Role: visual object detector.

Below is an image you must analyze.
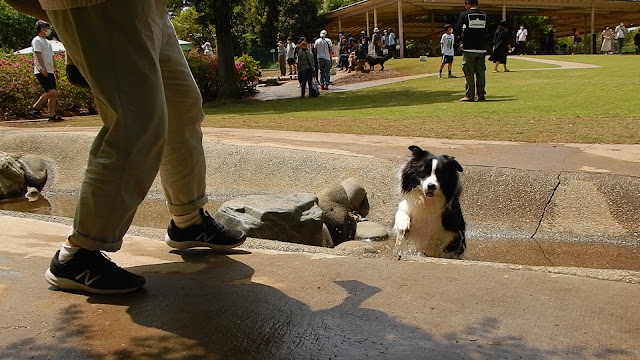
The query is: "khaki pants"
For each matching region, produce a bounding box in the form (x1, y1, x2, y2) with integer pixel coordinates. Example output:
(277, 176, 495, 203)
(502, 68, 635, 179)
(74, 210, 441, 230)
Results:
(462, 51, 486, 99)
(48, 0, 207, 251)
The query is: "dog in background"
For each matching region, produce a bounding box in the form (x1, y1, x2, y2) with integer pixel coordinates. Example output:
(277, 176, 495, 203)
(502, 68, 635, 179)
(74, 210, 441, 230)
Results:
(394, 146, 466, 258)
(365, 55, 390, 71)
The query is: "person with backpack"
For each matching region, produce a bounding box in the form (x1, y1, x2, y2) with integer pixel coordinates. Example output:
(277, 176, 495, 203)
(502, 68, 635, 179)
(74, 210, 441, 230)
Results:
(297, 41, 317, 98)
(455, 0, 489, 102)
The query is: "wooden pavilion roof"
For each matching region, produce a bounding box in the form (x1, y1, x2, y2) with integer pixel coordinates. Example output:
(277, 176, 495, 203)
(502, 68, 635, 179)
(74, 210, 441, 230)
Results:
(325, 0, 640, 40)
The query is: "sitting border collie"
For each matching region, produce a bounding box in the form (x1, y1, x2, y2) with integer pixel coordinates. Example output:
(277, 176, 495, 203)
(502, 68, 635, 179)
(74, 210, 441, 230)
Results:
(365, 55, 389, 71)
(394, 146, 466, 258)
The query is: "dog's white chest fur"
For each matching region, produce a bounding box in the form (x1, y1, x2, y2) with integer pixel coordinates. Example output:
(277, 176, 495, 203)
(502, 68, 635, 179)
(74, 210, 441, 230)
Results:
(394, 189, 457, 257)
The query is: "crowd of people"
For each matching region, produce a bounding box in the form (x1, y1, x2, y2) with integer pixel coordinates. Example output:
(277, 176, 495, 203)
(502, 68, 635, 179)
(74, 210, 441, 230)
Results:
(275, 27, 401, 97)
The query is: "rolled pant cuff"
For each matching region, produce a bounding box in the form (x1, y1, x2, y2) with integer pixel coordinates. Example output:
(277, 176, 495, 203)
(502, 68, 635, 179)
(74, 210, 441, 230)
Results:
(167, 195, 208, 215)
(69, 230, 122, 252)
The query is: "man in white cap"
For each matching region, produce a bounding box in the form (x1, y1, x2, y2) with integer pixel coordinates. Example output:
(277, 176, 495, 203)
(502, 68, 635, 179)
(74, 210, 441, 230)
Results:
(371, 27, 383, 56)
(314, 30, 333, 90)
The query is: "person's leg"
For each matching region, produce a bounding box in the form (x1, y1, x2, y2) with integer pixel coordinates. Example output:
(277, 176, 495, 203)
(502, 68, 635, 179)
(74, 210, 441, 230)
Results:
(461, 52, 475, 100)
(618, 38, 624, 54)
(300, 69, 308, 97)
(46, 89, 58, 116)
(49, 1, 170, 253)
(475, 53, 486, 100)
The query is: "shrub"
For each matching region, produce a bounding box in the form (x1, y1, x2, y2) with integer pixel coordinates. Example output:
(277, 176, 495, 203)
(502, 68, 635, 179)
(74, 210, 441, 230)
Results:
(185, 51, 261, 102)
(0, 52, 94, 120)
(1, 50, 262, 119)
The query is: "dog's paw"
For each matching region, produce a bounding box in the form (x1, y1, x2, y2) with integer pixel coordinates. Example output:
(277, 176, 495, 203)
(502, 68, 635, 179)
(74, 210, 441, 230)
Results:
(394, 213, 411, 235)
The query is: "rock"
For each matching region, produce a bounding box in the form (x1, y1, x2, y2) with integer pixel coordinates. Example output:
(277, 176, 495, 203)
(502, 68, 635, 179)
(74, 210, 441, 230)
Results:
(340, 177, 370, 217)
(355, 221, 389, 241)
(0, 152, 26, 198)
(317, 183, 356, 245)
(321, 224, 334, 248)
(334, 240, 378, 256)
(213, 193, 326, 246)
(17, 154, 47, 190)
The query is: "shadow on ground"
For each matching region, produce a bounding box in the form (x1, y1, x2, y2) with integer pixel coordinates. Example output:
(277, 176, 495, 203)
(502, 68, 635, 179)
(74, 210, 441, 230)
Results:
(0, 250, 626, 360)
(205, 88, 517, 116)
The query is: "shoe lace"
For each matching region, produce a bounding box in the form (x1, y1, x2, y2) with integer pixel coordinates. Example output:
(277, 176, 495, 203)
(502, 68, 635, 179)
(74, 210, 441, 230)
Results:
(85, 250, 121, 272)
(201, 210, 225, 233)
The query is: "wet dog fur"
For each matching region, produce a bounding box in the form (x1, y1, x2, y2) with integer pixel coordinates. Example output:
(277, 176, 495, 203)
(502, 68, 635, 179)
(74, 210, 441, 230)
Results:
(393, 146, 466, 258)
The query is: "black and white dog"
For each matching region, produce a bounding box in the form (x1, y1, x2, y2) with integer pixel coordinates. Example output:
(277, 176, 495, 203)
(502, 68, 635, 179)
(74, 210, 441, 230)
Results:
(394, 146, 466, 258)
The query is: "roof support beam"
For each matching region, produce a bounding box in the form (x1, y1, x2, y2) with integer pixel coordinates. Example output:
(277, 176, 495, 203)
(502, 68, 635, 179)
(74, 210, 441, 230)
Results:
(398, 0, 405, 58)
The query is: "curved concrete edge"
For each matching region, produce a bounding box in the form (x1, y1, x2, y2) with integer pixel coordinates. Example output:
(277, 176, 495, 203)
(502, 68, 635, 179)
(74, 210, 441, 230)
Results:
(0, 127, 638, 266)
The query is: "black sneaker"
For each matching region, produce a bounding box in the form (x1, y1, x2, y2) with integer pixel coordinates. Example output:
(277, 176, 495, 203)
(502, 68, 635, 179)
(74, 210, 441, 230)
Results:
(165, 209, 246, 250)
(45, 249, 145, 295)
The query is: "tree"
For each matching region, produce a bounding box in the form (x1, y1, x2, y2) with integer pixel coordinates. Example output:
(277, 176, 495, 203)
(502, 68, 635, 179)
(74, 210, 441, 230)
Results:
(0, 0, 36, 51)
(171, 7, 215, 45)
(323, 0, 359, 13)
(191, 0, 241, 100)
(279, 0, 325, 43)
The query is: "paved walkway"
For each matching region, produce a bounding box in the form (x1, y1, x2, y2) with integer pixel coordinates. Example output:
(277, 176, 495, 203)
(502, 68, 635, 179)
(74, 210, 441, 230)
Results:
(0, 215, 638, 359)
(254, 56, 600, 101)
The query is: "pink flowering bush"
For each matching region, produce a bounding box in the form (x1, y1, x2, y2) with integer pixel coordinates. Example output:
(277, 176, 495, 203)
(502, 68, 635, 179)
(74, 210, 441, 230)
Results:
(186, 51, 260, 102)
(0, 52, 94, 120)
(1, 50, 261, 119)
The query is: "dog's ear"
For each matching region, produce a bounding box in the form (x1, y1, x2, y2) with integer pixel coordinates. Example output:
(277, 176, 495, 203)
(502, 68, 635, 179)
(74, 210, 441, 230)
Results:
(444, 155, 463, 172)
(408, 145, 429, 158)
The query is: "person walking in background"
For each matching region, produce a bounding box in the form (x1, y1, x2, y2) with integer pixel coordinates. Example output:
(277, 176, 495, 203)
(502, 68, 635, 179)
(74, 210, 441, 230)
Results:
(572, 28, 581, 54)
(544, 30, 556, 55)
(489, 20, 511, 73)
(515, 24, 527, 55)
(311, 37, 320, 83)
(296, 40, 315, 98)
(438, 24, 456, 78)
(381, 29, 388, 54)
(614, 22, 627, 55)
(387, 28, 397, 58)
(8, 0, 248, 295)
(276, 41, 286, 76)
(314, 30, 333, 90)
(286, 37, 297, 75)
(30, 20, 63, 121)
(455, 0, 488, 102)
(601, 26, 613, 54)
(634, 31, 640, 54)
(372, 27, 383, 56)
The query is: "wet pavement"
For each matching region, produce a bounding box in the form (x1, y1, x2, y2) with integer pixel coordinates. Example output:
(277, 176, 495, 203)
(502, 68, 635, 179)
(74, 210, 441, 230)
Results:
(1, 126, 639, 359)
(1, 216, 639, 359)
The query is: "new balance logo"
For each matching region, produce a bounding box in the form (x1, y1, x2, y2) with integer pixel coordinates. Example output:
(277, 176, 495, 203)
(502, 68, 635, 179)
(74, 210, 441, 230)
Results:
(75, 269, 101, 286)
(195, 232, 216, 243)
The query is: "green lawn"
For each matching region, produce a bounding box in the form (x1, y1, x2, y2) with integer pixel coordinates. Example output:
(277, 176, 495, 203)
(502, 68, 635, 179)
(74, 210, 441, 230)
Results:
(36, 55, 640, 144)
(201, 55, 639, 144)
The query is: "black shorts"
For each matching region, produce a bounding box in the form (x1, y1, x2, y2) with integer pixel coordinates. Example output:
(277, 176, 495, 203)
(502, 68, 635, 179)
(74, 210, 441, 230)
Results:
(35, 73, 57, 91)
(287, 58, 295, 65)
(441, 55, 454, 64)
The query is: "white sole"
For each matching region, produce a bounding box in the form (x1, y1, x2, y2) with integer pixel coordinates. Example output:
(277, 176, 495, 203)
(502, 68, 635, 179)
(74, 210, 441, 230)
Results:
(164, 235, 246, 250)
(44, 268, 143, 295)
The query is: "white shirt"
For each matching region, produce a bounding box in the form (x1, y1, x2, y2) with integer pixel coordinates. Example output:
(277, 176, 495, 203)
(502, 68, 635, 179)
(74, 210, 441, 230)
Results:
(32, 36, 55, 75)
(615, 26, 626, 39)
(516, 28, 528, 42)
(285, 42, 296, 58)
(441, 33, 455, 56)
(314, 37, 332, 60)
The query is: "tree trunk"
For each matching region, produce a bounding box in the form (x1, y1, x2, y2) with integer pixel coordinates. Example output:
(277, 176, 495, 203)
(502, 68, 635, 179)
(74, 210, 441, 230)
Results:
(214, 1, 241, 100)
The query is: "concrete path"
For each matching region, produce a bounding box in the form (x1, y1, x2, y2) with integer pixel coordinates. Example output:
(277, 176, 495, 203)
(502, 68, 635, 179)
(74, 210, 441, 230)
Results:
(254, 56, 600, 101)
(1, 215, 639, 359)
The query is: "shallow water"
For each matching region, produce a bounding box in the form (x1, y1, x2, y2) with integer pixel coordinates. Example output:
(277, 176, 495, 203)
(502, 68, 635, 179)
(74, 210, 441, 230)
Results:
(2, 193, 638, 272)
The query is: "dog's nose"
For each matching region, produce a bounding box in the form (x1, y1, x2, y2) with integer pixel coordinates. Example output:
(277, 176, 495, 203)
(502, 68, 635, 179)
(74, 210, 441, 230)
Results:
(427, 183, 437, 191)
